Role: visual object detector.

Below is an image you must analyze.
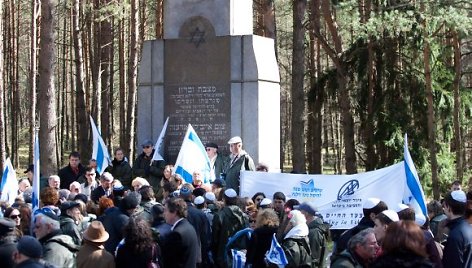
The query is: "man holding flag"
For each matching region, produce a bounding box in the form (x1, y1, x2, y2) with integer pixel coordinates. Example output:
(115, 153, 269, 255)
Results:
(132, 139, 166, 195)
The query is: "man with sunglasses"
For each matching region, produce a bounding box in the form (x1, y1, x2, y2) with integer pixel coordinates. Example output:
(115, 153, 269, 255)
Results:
(205, 142, 228, 182)
(132, 139, 166, 195)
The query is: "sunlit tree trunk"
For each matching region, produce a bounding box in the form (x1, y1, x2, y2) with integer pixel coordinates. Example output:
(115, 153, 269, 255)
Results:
(38, 0, 58, 176)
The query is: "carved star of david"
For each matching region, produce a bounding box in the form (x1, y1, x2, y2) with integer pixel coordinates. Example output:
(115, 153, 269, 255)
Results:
(189, 27, 205, 48)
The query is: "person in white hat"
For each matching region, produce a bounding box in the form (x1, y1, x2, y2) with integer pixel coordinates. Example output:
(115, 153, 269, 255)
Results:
(334, 197, 387, 256)
(211, 188, 248, 267)
(442, 190, 472, 267)
(373, 210, 399, 248)
(222, 136, 255, 194)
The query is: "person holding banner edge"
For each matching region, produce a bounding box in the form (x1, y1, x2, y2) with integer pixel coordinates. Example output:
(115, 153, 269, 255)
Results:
(132, 140, 166, 196)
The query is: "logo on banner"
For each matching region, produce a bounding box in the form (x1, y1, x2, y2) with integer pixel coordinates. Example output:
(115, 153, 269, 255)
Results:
(292, 179, 323, 198)
(337, 179, 359, 200)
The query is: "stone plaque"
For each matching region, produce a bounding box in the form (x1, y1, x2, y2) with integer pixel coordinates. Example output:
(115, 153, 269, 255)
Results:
(164, 36, 231, 162)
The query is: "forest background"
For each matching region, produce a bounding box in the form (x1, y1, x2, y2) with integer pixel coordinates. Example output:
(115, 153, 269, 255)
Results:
(0, 0, 471, 200)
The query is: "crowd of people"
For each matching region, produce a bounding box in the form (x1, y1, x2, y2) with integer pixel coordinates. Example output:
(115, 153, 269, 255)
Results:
(0, 136, 471, 268)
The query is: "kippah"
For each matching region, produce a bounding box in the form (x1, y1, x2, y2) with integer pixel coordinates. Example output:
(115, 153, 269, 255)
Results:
(451, 190, 467, 203)
(363, 197, 381, 209)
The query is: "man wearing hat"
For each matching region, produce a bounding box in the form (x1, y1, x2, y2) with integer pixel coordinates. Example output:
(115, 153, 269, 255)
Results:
(223, 136, 255, 195)
(0, 218, 18, 268)
(297, 202, 330, 268)
(334, 197, 387, 256)
(59, 201, 84, 246)
(211, 188, 248, 268)
(442, 190, 472, 267)
(76, 221, 114, 268)
(132, 139, 166, 196)
(12, 236, 44, 268)
(205, 142, 228, 182)
(34, 211, 78, 268)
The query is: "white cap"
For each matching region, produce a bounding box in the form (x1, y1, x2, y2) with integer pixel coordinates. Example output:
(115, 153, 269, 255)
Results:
(289, 210, 306, 226)
(380, 209, 399, 222)
(224, 188, 237, 198)
(451, 190, 467, 203)
(227, 136, 242, 144)
(363, 198, 381, 209)
(194, 196, 205, 205)
(394, 203, 409, 212)
(260, 198, 272, 207)
(415, 213, 426, 226)
(204, 192, 216, 202)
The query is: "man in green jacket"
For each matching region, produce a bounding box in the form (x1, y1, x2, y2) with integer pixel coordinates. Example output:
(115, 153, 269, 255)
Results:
(223, 136, 255, 195)
(331, 228, 379, 268)
(297, 202, 330, 268)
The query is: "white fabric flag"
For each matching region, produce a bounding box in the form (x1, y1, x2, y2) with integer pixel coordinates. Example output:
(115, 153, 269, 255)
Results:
(0, 158, 18, 205)
(90, 116, 111, 175)
(173, 124, 211, 183)
(151, 117, 169, 163)
(403, 134, 427, 217)
(32, 132, 40, 212)
(265, 233, 288, 267)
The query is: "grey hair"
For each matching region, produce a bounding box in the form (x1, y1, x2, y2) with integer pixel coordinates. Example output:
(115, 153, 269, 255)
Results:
(35, 214, 60, 230)
(348, 228, 375, 251)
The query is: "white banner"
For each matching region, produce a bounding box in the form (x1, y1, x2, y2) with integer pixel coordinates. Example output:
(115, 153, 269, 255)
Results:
(241, 162, 410, 229)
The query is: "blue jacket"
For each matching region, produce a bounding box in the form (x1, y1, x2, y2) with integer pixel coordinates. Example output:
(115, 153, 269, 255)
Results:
(442, 217, 472, 268)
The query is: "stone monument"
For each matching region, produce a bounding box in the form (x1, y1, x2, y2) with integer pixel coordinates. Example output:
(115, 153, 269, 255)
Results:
(137, 0, 280, 171)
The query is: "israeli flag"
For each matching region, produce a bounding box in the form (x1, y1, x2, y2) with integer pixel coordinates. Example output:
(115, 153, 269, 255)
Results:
(403, 134, 427, 217)
(0, 158, 18, 205)
(173, 124, 211, 183)
(90, 116, 111, 175)
(265, 234, 288, 267)
(231, 249, 246, 268)
(32, 132, 40, 212)
(151, 116, 169, 163)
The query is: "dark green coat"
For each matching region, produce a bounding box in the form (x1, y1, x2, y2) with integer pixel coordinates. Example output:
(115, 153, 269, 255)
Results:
(307, 217, 329, 268)
(60, 216, 85, 246)
(223, 151, 255, 194)
(132, 150, 166, 194)
(281, 236, 312, 268)
(106, 158, 132, 189)
(330, 249, 365, 268)
(211, 205, 248, 268)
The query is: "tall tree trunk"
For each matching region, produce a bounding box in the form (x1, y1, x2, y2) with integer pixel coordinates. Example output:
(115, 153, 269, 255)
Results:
(125, 0, 139, 159)
(0, 0, 5, 171)
(100, 0, 112, 145)
(291, 0, 307, 173)
(29, 0, 40, 164)
(315, 1, 357, 174)
(155, 0, 163, 39)
(119, 17, 126, 148)
(38, 0, 59, 176)
(307, 0, 322, 173)
(73, 0, 90, 162)
(452, 30, 463, 181)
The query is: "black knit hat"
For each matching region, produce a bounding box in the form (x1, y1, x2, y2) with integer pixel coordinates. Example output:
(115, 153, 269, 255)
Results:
(17, 236, 43, 259)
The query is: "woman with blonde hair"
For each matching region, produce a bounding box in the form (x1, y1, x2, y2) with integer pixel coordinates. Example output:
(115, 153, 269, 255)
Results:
(246, 208, 280, 267)
(131, 177, 150, 192)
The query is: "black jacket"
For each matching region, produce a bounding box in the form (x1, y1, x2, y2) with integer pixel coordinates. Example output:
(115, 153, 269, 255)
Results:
(58, 164, 86, 189)
(246, 225, 278, 267)
(132, 150, 166, 194)
(162, 218, 199, 268)
(106, 158, 132, 189)
(442, 216, 472, 268)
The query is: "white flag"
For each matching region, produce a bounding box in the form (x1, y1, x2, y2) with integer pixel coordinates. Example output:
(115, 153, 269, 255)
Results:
(173, 124, 211, 183)
(32, 132, 40, 212)
(0, 158, 18, 205)
(151, 117, 169, 163)
(90, 116, 111, 175)
(403, 134, 427, 217)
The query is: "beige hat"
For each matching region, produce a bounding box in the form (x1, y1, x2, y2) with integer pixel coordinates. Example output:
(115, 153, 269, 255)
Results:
(83, 221, 109, 243)
(227, 136, 242, 144)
